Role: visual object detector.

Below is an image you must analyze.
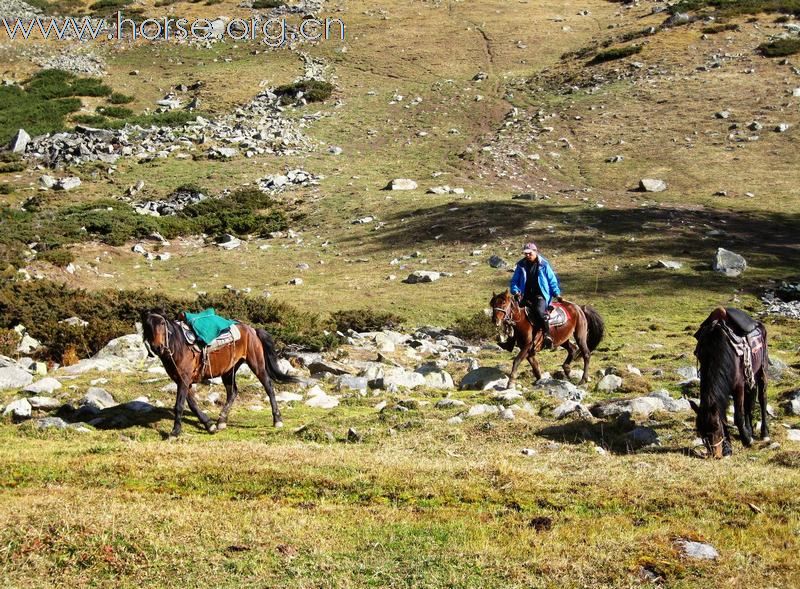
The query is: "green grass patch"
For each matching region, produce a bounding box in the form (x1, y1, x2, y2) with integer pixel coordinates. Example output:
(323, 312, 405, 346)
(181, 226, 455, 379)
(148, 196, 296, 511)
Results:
(757, 37, 800, 57)
(587, 45, 643, 65)
(450, 310, 497, 342)
(35, 247, 75, 268)
(331, 308, 404, 332)
(0, 183, 13, 195)
(72, 114, 110, 126)
(0, 153, 25, 174)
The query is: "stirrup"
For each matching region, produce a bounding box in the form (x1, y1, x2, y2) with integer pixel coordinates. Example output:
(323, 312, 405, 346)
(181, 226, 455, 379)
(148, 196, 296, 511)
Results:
(542, 335, 553, 350)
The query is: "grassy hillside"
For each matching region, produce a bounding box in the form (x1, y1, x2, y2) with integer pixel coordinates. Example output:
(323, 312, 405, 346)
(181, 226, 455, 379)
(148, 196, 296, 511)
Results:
(1, 0, 799, 586)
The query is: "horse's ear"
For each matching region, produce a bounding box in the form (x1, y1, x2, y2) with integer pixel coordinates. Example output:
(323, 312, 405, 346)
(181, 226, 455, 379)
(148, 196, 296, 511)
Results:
(689, 399, 700, 414)
(504, 288, 509, 295)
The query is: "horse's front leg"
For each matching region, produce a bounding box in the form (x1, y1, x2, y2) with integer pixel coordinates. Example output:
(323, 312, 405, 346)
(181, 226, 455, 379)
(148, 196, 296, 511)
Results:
(562, 341, 578, 380)
(733, 382, 753, 447)
(508, 342, 532, 388)
(171, 382, 189, 438)
(758, 373, 769, 441)
(526, 351, 542, 381)
(216, 370, 239, 431)
(577, 340, 591, 386)
(186, 387, 214, 433)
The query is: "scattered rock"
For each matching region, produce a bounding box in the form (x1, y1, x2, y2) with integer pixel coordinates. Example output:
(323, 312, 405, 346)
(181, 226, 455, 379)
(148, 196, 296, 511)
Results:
(639, 178, 667, 193)
(676, 539, 719, 560)
(712, 247, 746, 277)
(3, 398, 32, 420)
(384, 178, 418, 191)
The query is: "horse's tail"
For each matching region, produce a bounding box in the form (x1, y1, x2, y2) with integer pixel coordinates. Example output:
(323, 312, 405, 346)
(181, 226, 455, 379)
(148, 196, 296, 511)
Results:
(255, 328, 299, 384)
(581, 305, 605, 352)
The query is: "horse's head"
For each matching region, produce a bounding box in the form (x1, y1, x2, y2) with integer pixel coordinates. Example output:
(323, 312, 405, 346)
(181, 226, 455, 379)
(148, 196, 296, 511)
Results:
(690, 399, 727, 459)
(141, 310, 170, 357)
(489, 290, 513, 328)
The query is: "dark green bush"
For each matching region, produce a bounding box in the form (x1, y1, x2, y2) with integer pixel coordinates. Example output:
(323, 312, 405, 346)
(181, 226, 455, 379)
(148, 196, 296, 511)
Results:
(670, 0, 800, 17)
(253, 0, 285, 8)
(0, 328, 20, 357)
(450, 310, 497, 342)
(331, 309, 403, 333)
(757, 37, 800, 57)
(701, 23, 740, 33)
(179, 188, 287, 238)
(97, 106, 133, 118)
(0, 183, 12, 195)
(25, 69, 111, 100)
(588, 45, 642, 65)
(0, 281, 337, 361)
(274, 80, 334, 104)
(108, 93, 134, 104)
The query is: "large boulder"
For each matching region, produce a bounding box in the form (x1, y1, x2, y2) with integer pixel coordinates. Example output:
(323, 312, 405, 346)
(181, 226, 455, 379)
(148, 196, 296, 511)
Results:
(94, 334, 149, 363)
(3, 398, 32, 420)
(415, 364, 454, 389)
(532, 377, 587, 401)
(0, 366, 34, 390)
(459, 367, 507, 390)
(712, 248, 746, 277)
(24, 377, 62, 395)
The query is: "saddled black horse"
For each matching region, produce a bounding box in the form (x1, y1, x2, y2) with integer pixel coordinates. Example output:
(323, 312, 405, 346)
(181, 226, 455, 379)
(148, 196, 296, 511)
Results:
(690, 307, 769, 458)
(142, 310, 298, 437)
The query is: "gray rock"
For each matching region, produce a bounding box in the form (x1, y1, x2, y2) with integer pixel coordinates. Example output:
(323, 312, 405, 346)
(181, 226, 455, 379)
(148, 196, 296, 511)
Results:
(626, 426, 659, 446)
(80, 387, 117, 410)
(385, 178, 418, 191)
(8, 128, 30, 153)
(217, 234, 242, 250)
(499, 408, 515, 420)
(17, 334, 41, 354)
(347, 427, 362, 442)
(787, 429, 800, 442)
(308, 360, 355, 376)
(712, 248, 746, 277)
(27, 396, 62, 410)
(656, 260, 682, 269)
(35, 416, 69, 430)
(0, 366, 34, 390)
(593, 396, 664, 419)
(533, 377, 587, 401)
(676, 540, 719, 560)
(597, 374, 623, 392)
(3, 398, 32, 420)
(466, 404, 500, 417)
(488, 255, 509, 269)
(94, 333, 149, 363)
(122, 400, 154, 413)
(767, 356, 787, 381)
(785, 389, 800, 416)
(446, 416, 463, 425)
(380, 368, 426, 391)
(54, 176, 81, 191)
(305, 393, 339, 409)
(639, 178, 667, 192)
(404, 271, 443, 284)
(648, 390, 691, 412)
(276, 391, 303, 403)
(415, 365, 454, 389)
(335, 375, 369, 393)
(491, 389, 524, 404)
(436, 398, 466, 409)
(460, 367, 508, 390)
(676, 366, 698, 381)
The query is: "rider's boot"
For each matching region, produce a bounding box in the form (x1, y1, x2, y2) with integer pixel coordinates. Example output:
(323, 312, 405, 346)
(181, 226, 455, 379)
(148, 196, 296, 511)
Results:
(541, 317, 553, 350)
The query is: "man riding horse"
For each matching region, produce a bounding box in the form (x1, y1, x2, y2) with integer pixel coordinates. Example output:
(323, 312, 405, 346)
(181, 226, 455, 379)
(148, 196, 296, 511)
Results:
(507, 242, 562, 350)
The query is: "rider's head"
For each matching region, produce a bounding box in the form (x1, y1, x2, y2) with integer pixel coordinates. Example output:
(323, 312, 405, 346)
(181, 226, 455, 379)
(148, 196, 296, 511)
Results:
(522, 242, 538, 260)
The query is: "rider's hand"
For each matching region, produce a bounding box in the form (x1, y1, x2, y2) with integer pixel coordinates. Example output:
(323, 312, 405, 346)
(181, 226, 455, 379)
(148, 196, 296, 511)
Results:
(555, 295, 563, 303)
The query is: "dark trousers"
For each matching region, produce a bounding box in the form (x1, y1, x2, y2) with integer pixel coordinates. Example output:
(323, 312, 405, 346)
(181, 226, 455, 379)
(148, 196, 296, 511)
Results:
(522, 296, 549, 330)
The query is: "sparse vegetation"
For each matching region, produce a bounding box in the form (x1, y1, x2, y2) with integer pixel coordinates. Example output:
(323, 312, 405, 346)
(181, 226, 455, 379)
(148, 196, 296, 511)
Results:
(253, 0, 286, 8)
(669, 0, 800, 17)
(96, 105, 134, 119)
(701, 23, 740, 33)
(108, 92, 135, 105)
(757, 37, 800, 56)
(332, 308, 404, 332)
(0, 153, 25, 174)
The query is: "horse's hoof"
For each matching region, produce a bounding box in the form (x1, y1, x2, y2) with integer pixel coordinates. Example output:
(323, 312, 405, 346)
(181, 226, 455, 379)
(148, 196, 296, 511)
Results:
(761, 436, 771, 443)
(275, 420, 284, 428)
(167, 433, 180, 441)
(216, 422, 227, 431)
(207, 423, 218, 434)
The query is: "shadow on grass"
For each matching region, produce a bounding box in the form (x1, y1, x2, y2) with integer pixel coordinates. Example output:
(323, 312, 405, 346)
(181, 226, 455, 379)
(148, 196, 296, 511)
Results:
(536, 418, 693, 456)
(352, 201, 800, 289)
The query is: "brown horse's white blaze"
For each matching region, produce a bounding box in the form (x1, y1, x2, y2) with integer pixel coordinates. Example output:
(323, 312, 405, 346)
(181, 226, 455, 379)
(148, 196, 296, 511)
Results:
(489, 290, 604, 387)
(142, 311, 298, 438)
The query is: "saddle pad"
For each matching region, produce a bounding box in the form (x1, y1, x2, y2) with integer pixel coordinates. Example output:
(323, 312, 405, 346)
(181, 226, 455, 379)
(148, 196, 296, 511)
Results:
(207, 324, 241, 352)
(549, 304, 569, 327)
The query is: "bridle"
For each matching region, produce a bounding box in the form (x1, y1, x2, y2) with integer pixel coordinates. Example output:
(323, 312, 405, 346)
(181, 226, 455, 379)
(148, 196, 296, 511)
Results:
(145, 313, 191, 389)
(493, 298, 518, 326)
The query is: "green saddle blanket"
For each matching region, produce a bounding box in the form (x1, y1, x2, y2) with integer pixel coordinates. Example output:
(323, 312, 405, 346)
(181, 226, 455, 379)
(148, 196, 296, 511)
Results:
(184, 308, 237, 345)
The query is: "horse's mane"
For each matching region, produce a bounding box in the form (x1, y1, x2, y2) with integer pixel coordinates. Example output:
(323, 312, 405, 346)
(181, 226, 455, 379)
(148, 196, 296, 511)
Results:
(695, 321, 737, 415)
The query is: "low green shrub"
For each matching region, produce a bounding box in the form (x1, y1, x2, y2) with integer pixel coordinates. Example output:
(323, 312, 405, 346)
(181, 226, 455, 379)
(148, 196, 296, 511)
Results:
(253, 0, 285, 8)
(108, 93, 134, 104)
(0, 328, 20, 357)
(670, 0, 800, 17)
(587, 45, 642, 65)
(0, 183, 12, 195)
(36, 248, 74, 267)
(757, 37, 800, 57)
(701, 23, 740, 33)
(72, 114, 110, 126)
(450, 310, 497, 342)
(274, 80, 334, 104)
(97, 106, 134, 118)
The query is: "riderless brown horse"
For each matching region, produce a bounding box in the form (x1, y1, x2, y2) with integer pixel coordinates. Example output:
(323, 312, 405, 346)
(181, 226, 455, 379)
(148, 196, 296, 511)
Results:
(142, 310, 298, 437)
(690, 307, 769, 458)
(490, 290, 604, 387)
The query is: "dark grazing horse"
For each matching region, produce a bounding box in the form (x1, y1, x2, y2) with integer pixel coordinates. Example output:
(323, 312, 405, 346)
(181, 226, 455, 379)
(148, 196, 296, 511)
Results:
(489, 290, 605, 386)
(690, 307, 769, 458)
(142, 310, 298, 438)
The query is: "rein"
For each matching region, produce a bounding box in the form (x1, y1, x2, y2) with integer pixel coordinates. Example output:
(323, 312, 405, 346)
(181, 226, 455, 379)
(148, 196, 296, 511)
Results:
(494, 299, 522, 326)
(148, 314, 192, 390)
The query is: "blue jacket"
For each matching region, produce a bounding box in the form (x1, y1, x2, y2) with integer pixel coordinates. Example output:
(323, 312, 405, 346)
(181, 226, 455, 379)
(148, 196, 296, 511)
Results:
(509, 256, 561, 305)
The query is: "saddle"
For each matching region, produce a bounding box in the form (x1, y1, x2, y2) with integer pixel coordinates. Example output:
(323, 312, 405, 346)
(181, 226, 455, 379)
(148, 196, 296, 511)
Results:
(522, 302, 569, 327)
(724, 307, 758, 335)
(178, 311, 242, 378)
